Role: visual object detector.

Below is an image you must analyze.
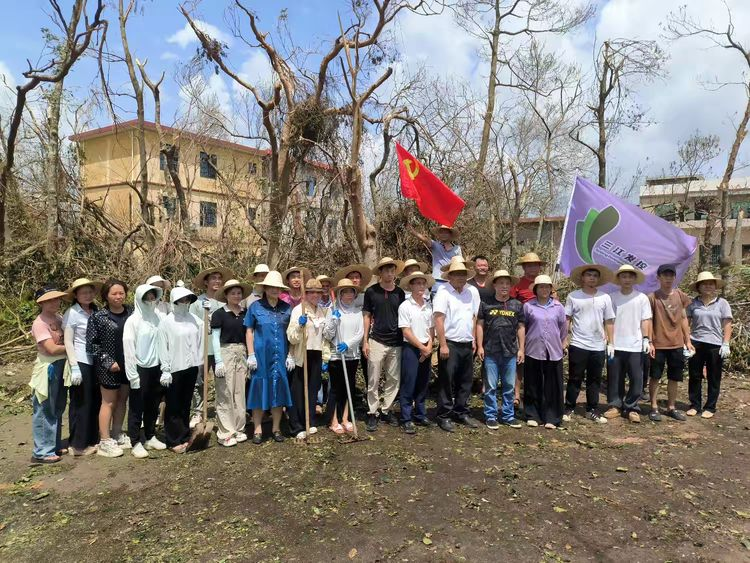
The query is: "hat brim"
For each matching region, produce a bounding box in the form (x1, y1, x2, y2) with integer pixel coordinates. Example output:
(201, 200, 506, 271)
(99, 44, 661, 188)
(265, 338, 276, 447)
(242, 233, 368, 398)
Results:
(36, 290, 69, 304)
(333, 264, 373, 285)
(399, 272, 436, 290)
(491, 274, 520, 285)
(65, 280, 103, 298)
(570, 264, 613, 287)
(192, 268, 236, 290)
(376, 260, 405, 276)
(693, 278, 725, 292)
(516, 257, 548, 266)
(334, 284, 360, 296)
(282, 267, 313, 283)
(403, 261, 429, 274)
(441, 260, 475, 273)
(441, 267, 475, 280)
(614, 269, 646, 286)
(431, 225, 459, 238)
(528, 282, 556, 294)
(220, 282, 253, 300)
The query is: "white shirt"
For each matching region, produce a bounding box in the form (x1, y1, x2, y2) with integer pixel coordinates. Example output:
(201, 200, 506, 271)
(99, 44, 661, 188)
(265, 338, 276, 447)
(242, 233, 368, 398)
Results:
(157, 311, 204, 374)
(564, 289, 616, 351)
(432, 283, 480, 343)
(323, 303, 364, 360)
(62, 304, 94, 365)
(611, 290, 652, 352)
(398, 296, 434, 344)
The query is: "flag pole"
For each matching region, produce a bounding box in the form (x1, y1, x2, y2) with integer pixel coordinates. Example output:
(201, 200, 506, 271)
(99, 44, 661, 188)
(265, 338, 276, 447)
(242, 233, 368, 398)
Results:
(552, 173, 579, 285)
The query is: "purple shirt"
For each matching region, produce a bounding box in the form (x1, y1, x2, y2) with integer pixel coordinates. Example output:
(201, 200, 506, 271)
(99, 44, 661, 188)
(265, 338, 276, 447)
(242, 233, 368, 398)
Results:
(523, 298, 568, 361)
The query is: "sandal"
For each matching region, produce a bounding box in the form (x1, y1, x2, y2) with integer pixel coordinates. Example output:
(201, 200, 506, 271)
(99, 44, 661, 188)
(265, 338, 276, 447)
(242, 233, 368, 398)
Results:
(342, 421, 354, 432)
(330, 424, 345, 435)
(56, 448, 69, 456)
(30, 455, 61, 464)
(171, 443, 188, 454)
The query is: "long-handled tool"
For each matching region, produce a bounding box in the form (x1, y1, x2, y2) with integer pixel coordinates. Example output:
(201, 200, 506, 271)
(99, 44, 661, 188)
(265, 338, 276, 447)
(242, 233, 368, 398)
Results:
(299, 276, 322, 445)
(188, 303, 214, 451)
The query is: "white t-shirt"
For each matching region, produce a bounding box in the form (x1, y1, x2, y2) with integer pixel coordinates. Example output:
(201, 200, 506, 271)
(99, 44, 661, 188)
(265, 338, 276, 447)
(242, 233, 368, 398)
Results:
(610, 290, 652, 352)
(62, 304, 93, 365)
(432, 283, 480, 343)
(398, 296, 434, 344)
(564, 289, 615, 352)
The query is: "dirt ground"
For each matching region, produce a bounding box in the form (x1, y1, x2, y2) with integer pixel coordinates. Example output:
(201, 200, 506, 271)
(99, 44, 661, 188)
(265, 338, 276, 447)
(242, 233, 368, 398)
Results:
(0, 361, 749, 562)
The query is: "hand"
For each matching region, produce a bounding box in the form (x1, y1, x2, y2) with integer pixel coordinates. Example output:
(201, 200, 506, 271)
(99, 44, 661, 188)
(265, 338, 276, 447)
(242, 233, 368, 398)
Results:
(649, 343, 656, 359)
(606, 344, 615, 360)
(517, 350, 525, 364)
(642, 338, 650, 354)
(70, 364, 83, 386)
(683, 346, 695, 359)
(322, 362, 329, 373)
(421, 344, 432, 357)
(331, 309, 341, 319)
(477, 346, 485, 361)
(246, 353, 258, 372)
(160, 372, 172, 387)
(439, 344, 450, 360)
(362, 341, 369, 359)
(298, 315, 308, 326)
(130, 378, 140, 390)
(336, 342, 349, 354)
(285, 355, 296, 371)
(719, 342, 730, 359)
(215, 362, 225, 378)
(201, 299, 211, 310)
(110, 362, 121, 373)
(687, 341, 695, 354)
(472, 341, 477, 355)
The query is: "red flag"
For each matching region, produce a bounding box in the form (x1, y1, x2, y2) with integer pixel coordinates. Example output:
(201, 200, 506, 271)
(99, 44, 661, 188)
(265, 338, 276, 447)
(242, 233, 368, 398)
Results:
(395, 143, 465, 227)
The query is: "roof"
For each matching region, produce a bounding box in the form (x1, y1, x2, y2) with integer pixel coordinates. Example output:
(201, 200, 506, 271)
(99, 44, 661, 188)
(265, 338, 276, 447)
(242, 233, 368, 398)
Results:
(640, 176, 750, 198)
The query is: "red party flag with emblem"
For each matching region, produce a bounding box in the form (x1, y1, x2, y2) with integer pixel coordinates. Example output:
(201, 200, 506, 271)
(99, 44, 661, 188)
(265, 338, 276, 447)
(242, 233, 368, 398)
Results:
(396, 143, 465, 227)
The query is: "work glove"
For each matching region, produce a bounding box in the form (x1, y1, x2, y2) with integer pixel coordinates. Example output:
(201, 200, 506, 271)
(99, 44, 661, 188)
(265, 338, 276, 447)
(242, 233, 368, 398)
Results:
(246, 353, 258, 372)
(719, 342, 731, 359)
(130, 378, 140, 390)
(160, 372, 172, 387)
(215, 362, 225, 378)
(322, 362, 329, 373)
(336, 342, 349, 354)
(606, 344, 615, 360)
(70, 364, 83, 386)
(285, 355, 296, 371)
(642, 338, 650, 354)
(331, 309, 341, 319)
(298, 315, 308, 326)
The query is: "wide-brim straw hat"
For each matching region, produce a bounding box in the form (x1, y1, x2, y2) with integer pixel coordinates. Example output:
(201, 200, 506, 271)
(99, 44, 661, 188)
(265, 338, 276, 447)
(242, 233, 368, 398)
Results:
(252, 263, 270, 276)
(333, 278, 361, 296)
(145, 275, 171, 289)
(36, 287, 69, 304)
(304, 278, 324, 293)
(192, 267, 236, 290)
(399, 271, 435, 291)
(315, 274, 334, 285)
(258, 271, 289, 291)
(170, 286, 198, 305)
(570, 264, 613, 287)
(440, 256, 475, 273)
(443, 261, 474, 278)
(693, 271, 725, 292)
(529, 274, 555, 294)
(65, 277, 103, 297)
(516, 252, 547, 266)
(613, 265, 646, 286)
(219, 279, 253, 300)
(375, 257, 405, 275)
(491, 269, 520, 285)
(431, 224, 459, 238)
(333, 264, 373, 285)
(282, 266, 312, 283)
(403, 258, 429, 273)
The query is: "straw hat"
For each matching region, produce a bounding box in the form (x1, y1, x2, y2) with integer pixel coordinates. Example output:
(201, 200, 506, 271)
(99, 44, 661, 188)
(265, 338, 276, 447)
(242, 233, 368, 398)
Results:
(35, 286, 68, 304)
(693, 271, 724, 292)
(440, 255, 475, 273)
(403, 258, 429, 273)
(570, 264, 613, 287)
(613, 264, 645, 286)
(516, 252, 547, 266)
(219, 279, 252, 300)
(491, 269, 520, 285)
(443, 260, 474, 277)
(145, 275, 171, 289)
(528, 274, 555, 294)
(304, 278, 324, 293)
(65, 277, 102, 297)
(333, 278, 360, 296)
(257, 271, 289, 291)
(282, 266, 312, 283)
(170, 286, 197, 305)
(333, 264, 372, 285)
(431, 224, 459, 238)
(252, 263, 270, 276)
(315, 274, 334, 285)
(399, 271, 435, 291)
(192, 267, 236, 290)
(375, 257, 405, 275)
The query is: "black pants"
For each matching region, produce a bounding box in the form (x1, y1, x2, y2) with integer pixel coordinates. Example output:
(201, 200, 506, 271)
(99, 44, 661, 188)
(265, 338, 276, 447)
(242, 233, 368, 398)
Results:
(68, 362, 101, 450)
(688, 341, 723, 412)
(524, 356, 563, 426)
(327, 358, 358, 424)
(128, 365, 164, 445)
(164, 367, 198, 447)
(607, 351, 643, 413)
(437, 341, 474, 420)
(565, 345, 605, 412)
(649, 347, 685, 382)
(288, 350, 322, 435)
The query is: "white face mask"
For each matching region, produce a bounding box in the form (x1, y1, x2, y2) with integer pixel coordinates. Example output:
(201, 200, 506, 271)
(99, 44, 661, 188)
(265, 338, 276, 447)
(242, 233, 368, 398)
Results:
(142, 300, 157, 312)
(174, 302, 190, 316)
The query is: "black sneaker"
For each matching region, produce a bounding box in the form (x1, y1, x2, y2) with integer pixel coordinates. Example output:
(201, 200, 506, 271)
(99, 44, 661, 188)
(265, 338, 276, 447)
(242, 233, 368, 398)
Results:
(381, 412, 399, 427)
(366, 414, 378, 432)
(272, 431, 284, 443)
(438, 418, 455, 433)
(666, 409, 687, 421)
(413, 418, 434, 427)
(502, 419, 523, 429)
(486, 418, 500, 430)
(649, 410, 662, 422)
(403, 421, 416, 435)
(252, 434, 263, 445)
(455, 415, 479, 429)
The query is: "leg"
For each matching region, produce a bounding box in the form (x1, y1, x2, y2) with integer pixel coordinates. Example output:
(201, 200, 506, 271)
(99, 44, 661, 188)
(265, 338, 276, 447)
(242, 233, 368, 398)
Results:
(543, 360, 565, 426)
(99, 386, 118, 441)
(565, 346, 587, 412)
(623, 352, 643, 413)
(68, 376, 85, 450)
(127, 385, 144, 445)
(342, 359, 359, 424)
(452, 344, 474, 418)
(287, 367, 305, 435)
(413, 356, 431, 422)
(585, 350, 605, 413)
(399, 344, 419, 424)
(326, 361, 344, 426)
(687, 343, 705, 411)
(252, 408, 264, 437)
(163, 374, 182, 447)
(80, 364, 101, 447)
(229, 347, 247, 434)
(704, 344, 722, 412)
(366, 340, 385, 415)
(112, 384, 129, 438)
(436, 350, 455, 420)
(180, 368, 199, 443)
(306, 351, 323, 428)
(141, 366, 163, 441)
(665, 348, 685, 412)
(523, 357, 543, 424)
(482, 355, 500, 422)
(499, 355, 517, 423)
(381, 345, 402, 414)
(214, 348, 235, 440)
(649, 349, 667, 411)
(271, 406, 283, 433)
(607, 352, 625, 409)
(515, 362, 524, 405)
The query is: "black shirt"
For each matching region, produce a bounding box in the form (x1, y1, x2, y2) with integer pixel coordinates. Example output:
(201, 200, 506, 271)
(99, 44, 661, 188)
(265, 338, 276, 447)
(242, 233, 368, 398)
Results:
(211, 306, 247, 345)
(108, 308, 130, 369)
(363, 283, 406, 347)
(478, 296, 525, 357)
(468, 278, 495, 304)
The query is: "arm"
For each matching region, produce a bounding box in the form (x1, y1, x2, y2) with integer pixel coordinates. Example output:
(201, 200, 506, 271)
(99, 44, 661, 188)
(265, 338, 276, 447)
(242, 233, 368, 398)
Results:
(39, 338, 66, 356)
(323, 313, 339, 342)
(348, 317, 364, 351)
(604, 320, 614, 344)
(63, 325, 78, 367)
(212, 328, 223, 365)
(362, 312, 372, 358)
(157, 323, 171, 375)
(434, 313, 449, 359)
(245, 327, 255, 356)
(722, 319, 733, 343)
(517, 323, 525, 363)
(681, 315, 693, 351)
(122, 317, 139, 387)
(86, 314, 114, 371)
(476, 319, 485, 361)
(407, 224, 431, 250)
(286, 306, 303, 345)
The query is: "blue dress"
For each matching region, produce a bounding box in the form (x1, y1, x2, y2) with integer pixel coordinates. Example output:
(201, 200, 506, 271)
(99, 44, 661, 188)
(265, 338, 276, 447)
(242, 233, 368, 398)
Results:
(245, 298, 293, 410)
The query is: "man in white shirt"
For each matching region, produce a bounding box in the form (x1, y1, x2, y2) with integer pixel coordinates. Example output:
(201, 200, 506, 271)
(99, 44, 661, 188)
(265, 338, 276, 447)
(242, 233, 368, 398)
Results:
(604, 265, 652, 423)
(563, 264, 615, 424)
(433, 260, 480, 432)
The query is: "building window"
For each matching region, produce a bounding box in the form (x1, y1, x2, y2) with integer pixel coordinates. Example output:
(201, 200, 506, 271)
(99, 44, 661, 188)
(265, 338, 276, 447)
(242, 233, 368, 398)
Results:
(730, 201, 750, 219)
(306, 178, 316, 197)
(655, 203, 676, 222)
(200, 201, 217, 227)
(247, 205, 257, 222)
(200, 152, 218, 179)
(159, 145, 179, 173)
(162, 196, 176, 220)
(248, 161, 258, 175)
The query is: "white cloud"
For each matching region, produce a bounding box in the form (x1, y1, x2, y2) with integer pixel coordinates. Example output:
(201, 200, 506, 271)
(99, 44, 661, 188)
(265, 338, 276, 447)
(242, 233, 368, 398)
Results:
(231, 51, 274, 95)
(0, 60, 17, 115)
(167, 20, 232, 49)
(179, 72, 232, 119)
(160, 51, 179, 61)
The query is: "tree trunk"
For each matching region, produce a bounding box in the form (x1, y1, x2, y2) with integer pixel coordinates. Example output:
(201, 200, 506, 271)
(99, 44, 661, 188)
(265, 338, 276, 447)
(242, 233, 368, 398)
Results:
(731, 208, 744, 266)
(348, 95, 378, 267)
(476, 0, 501, 188)
(264, 134, 294, 269)
(44, 78, 65, 255)
(596, 45, 610, 190)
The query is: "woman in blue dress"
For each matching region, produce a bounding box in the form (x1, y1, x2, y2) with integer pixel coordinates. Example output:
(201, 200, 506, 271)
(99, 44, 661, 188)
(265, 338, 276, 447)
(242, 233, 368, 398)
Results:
(244, 270, 295, 443)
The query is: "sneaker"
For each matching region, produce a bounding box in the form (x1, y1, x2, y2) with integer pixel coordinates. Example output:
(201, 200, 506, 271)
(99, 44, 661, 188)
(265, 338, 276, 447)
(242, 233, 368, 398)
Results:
(308, 426, 318, 435)
(686, 408, 698, 416)
(628, 411, 641, 424)
(486, 419, 500, 430)
(72, 445, 98, 456)
(272, 431, 285, 443)
(603, 407, 620, 419)
(295, 431, 307, 440)
(455, 415, 479, 429)
(587, 411, 607, 424)
(544, 423, 556, 429)
(366, 414, 378, 432)
(649, 410, 662, 422)
(144, 436, 167, 451)
(234, 432, 248, 443)
(701, 410, 714, 419)
(438, 418, 455, 433)
(414, 418, 434, 427)
(97, 438, 123, 458)
(116, 434, 132, 449)
(666, 409, 686, 421)
(218, 435, 238, 447)
(502, 419, 523, 429)
(252, 434, 263, 445)
(131, 443, 149, 459)
(562, 409, 573, 422)
(403, 421, 417, 435)
(527, 419, 539, 427)
(189, 414, 202, 429)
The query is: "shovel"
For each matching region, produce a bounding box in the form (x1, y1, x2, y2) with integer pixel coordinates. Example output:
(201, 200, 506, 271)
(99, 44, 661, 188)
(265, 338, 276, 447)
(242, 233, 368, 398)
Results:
(188, 304, 214, 451)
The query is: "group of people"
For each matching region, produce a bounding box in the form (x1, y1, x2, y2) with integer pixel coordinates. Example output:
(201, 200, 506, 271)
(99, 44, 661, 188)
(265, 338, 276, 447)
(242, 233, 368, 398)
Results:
(28, 224, 734, 464)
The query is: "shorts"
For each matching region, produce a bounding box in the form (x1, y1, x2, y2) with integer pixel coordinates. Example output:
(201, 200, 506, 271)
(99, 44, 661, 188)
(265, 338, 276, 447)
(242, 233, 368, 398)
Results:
(649, 348, 685, 383)
(98, 366, 129, 390)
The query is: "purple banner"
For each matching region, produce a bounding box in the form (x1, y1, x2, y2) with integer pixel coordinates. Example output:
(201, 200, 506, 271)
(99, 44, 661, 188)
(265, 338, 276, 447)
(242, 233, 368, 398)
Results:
(559, 176, 698, 293)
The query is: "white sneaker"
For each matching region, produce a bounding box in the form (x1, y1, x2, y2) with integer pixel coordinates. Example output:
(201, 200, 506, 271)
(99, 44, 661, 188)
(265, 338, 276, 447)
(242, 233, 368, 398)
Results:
(587, 412, 608, 424)
(308, 426, 318, 435)
(144, 436, 167, 451)
(526, 419, 539, 427)
(218, 435, 238, 447)
(189, 414, 202, 429)
(562, 410, 573, 422)
(234, 432, 248, 443)
(116, 434, 132, 449)
(131, 443, 149, 459)
(295, 431, 307, 440)
(97, 438, 124, 458)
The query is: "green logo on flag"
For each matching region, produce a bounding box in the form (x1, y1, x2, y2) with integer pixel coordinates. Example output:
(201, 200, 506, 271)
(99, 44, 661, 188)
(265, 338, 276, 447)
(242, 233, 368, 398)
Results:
(575, 205, 620, 263)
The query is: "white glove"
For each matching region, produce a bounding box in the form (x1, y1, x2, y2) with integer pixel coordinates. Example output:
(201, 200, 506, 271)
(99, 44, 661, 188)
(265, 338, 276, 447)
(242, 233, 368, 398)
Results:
(606, 344, 615, 360)
(683, 347, 695, 359)
(246, 353, 258, 372)
(130, 378, 140, 390)
(719, 342, 730, 359)
(160, 372, 172, 387)
(285, 355, 296, 371)
(70, 364, 83, 386)
(214, 362, 225, 378)
(642, 338, 650, 354)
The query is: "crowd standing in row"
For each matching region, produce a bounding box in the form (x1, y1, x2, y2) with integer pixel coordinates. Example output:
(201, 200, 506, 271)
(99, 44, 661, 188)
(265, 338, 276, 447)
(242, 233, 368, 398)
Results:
(27, 225, 734, 463)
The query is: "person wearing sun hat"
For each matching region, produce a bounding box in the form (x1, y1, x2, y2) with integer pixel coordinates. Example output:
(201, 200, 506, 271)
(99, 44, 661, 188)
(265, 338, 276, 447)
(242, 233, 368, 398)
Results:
(408, 223, 463, 294)
(29, 286, 69, 464)
(211, 279, 252, 446)
(362, 257, 407, 432)
(686, 271, 733, 419)
(401, 259, 429, 300)
(62, 278, 101, 456)
(563, 264, 615, 425)
(241, 264, 270, 309)
(603, 265, 652, 424)
(145, 275, 172, 315)
(280, 266, 313, 308)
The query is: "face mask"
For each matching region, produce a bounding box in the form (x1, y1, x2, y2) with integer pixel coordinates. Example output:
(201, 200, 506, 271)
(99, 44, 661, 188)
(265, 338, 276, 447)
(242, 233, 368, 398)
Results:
(142, 300, 157, 312)
(174, 303, 190, 316)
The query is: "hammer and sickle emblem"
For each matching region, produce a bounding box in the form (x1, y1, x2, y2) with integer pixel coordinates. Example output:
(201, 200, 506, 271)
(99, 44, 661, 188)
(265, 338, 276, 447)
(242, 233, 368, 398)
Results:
(403, 159, 420, 180)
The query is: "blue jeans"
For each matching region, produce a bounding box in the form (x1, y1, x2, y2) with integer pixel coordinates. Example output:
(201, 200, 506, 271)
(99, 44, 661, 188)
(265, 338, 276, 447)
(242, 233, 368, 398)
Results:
(32, 359, 66, 458)
(400, 343, 431, 423)
(483, 354, 517, 422)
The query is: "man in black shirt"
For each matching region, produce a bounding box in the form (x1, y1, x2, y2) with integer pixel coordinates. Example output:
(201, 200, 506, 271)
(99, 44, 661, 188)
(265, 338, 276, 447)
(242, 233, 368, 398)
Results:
(363, 257, 406, 431)
(467, 255, 494, 304)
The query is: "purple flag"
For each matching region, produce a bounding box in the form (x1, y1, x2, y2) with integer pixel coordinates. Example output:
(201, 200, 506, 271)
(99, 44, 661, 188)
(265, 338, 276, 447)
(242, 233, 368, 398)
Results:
(559, 176, 697, 293)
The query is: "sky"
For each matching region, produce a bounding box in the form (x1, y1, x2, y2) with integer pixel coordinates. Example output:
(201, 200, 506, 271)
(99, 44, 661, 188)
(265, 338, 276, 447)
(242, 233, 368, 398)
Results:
(0, 0, 749, 196)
